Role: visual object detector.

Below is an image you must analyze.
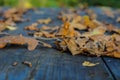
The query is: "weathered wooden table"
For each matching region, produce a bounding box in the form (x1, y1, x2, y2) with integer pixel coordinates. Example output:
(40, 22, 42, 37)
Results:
(0, 7, 120, 80)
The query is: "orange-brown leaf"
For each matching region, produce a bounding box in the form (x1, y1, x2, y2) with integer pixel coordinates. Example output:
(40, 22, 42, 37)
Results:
(56, 22, 75, 37)
(0, 35, 38, 51)
(37, 18, 51, 24)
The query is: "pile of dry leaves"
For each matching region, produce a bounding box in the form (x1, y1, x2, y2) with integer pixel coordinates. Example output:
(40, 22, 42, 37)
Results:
(0, 8, 120, 58)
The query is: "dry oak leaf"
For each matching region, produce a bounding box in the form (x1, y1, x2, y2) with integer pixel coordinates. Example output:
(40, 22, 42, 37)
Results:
(34, 32, 43, 37)
(82, 16, 97, 29)
(90, 34, 110, 41)
(104, 51, 120, 58)
(75, 37, 89, 48)
(34, 31, 55, 38)
(72, 15, 82, 23)
(65, 38, 81, 55)
(40, 25, 59, 31)
(55, 40, 67, 51)
(105, 41, 117, 52)
(3, 8, 27, 22)
(0, 20, 17, 32)
(0, 35, 38, 51)
(37, 18, 51, 24)
(24, 23, 38, 31)
(71, 23, 87, 30)
(4, 19, 16, 27)
(3, 8, 17, 18)
(74, 31, 81, 37)
(40, 25, 51, 30)
(56, 22, 75, 37)
(82, 26, 106, 37)
(42, 31, 55, 38)
(111, 34, 120, 41)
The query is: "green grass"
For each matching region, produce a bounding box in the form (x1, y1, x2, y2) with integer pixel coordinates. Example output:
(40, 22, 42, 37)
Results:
(0, 0, 120, 8)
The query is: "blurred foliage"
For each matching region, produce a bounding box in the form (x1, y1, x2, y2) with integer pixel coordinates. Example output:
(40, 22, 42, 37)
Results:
(0, 0, 120, 8)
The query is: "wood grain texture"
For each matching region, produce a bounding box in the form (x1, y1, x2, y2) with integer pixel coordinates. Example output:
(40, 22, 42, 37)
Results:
(103, 57, 120, 80)
(0, 7, 119, 80)
(0, 48, 114, 80)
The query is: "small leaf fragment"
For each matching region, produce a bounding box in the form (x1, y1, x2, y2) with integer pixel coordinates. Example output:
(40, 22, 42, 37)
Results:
(6, 26, 17, 30)
(22, 61, 32, 67)
(82, 61, 99, 67)
(37, 18, 51, 24)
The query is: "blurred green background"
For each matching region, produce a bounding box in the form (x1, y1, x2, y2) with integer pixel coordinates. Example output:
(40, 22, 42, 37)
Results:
(0, 0, 120, 8)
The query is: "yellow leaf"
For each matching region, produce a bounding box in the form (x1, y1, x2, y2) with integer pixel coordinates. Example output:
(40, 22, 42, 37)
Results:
(6, 26, 17, 31)
(82, 61, 99, 67)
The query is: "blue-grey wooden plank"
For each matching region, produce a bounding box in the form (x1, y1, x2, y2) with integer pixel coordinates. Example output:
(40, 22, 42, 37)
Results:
(103, 57, 120, 80)
(0, 8, 117, 80)
(0, 48, 114, 80)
